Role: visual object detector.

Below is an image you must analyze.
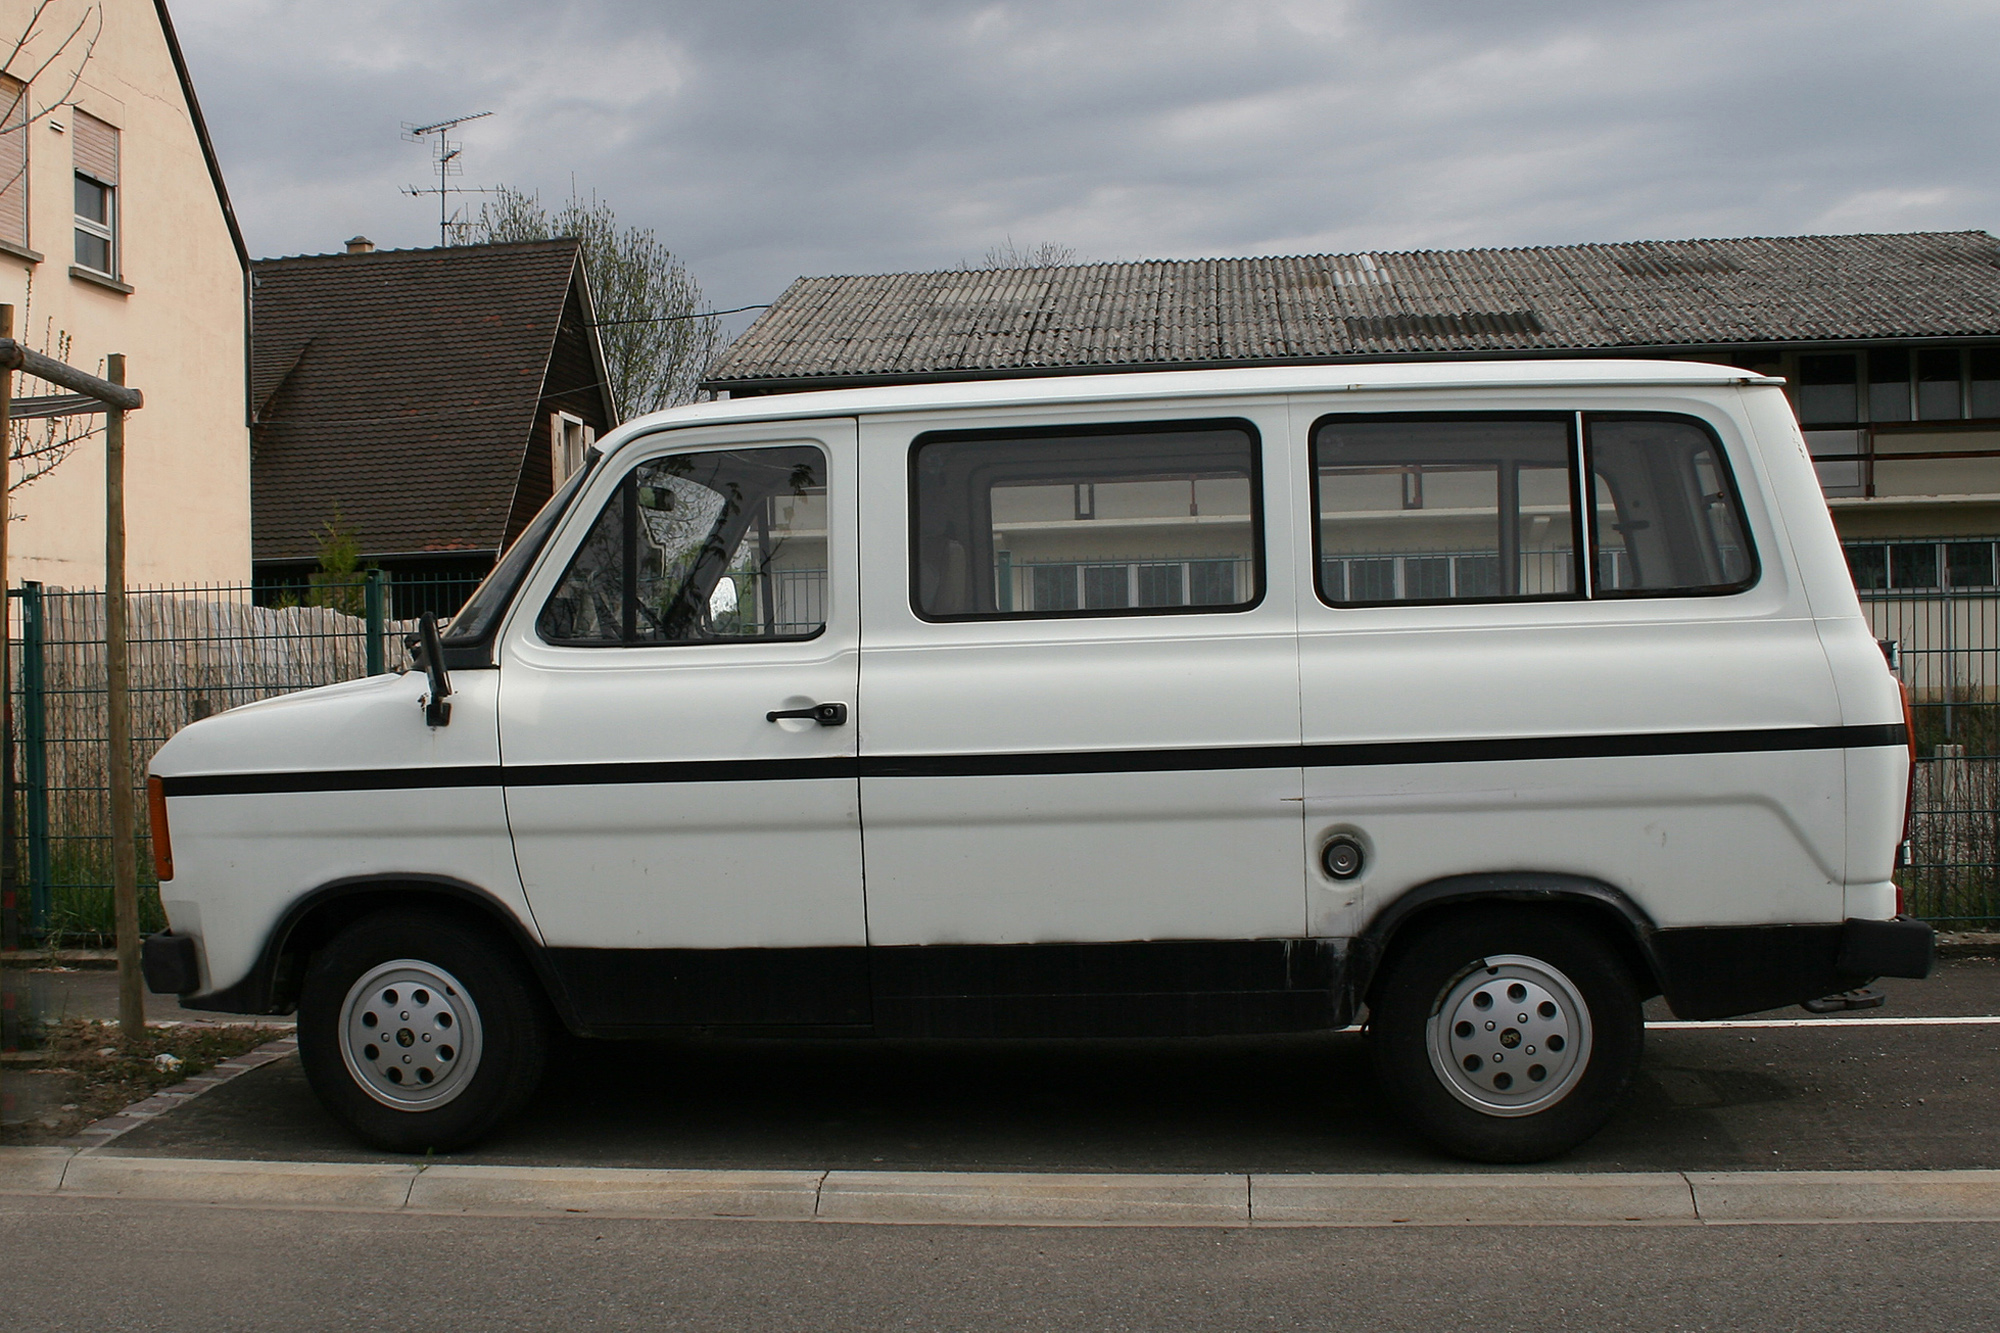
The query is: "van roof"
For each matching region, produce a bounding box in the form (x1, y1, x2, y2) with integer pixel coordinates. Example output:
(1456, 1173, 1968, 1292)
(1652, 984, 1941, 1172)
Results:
(604, 358, 1784, 454)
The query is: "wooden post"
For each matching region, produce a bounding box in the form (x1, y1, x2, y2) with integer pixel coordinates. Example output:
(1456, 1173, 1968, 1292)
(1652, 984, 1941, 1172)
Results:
(0, 302, 13, 960)
(105, 353, 142, 1043)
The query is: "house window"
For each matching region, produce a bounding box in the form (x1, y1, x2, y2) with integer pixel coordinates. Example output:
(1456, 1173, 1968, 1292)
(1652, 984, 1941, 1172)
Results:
(1797, 354, 1860, 425)
(551, 412, 593, 483)
(72, 110, 117, 277)
(1971, 350, 2000, 419)
(0, 74, 26, 250)
(1796, 353, 1866, 496)
(1844, 539, 2000, 592)
(1918, 349, 1963, 420)
(1868, 349, 1912, 423)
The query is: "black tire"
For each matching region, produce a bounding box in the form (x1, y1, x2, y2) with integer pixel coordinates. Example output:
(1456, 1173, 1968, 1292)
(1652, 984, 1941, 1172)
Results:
(1367, 908, 1643, 1163)
(298, 910, 550, 1153)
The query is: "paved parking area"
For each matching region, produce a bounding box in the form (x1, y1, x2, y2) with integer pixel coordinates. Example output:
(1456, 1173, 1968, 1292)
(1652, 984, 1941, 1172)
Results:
(95, 958, 2000, 1173)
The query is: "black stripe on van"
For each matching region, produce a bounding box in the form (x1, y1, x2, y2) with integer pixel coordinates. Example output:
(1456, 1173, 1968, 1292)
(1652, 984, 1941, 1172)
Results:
(156, 723, 1906, 797)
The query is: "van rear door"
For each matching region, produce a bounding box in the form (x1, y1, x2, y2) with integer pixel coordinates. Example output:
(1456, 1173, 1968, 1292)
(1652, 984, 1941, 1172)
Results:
(1295, 402, 1848, 943)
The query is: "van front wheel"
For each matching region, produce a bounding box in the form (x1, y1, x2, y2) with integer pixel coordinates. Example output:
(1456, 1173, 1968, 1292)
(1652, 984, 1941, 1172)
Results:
(298, 912, 549, 1153)
(1368, 911, 1642, 1163)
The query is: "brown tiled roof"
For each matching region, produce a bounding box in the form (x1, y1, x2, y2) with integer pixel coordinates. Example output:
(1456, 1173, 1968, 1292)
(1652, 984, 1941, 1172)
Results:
(706, 231, 2000, 392)
(251, 240, 586, 563)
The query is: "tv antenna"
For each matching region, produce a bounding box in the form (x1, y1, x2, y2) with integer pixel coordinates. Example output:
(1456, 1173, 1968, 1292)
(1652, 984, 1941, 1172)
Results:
(400, 110, 497, 246)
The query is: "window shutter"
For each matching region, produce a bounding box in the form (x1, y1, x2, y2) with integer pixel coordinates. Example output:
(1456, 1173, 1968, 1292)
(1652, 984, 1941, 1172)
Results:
(73, 109, 117, 186)
(0, 76, 25, 246)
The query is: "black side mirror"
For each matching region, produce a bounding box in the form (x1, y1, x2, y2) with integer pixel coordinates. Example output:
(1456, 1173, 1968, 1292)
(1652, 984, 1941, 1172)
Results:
(411, 611, 453, 727)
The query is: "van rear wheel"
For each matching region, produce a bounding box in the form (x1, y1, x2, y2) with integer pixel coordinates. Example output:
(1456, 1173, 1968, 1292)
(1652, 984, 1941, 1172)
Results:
(1368, 910, 1642, 1163)
(298, 911, 550, 1153)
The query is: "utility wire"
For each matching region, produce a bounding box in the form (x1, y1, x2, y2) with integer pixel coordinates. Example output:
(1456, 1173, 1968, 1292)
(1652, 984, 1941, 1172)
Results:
(590, 303, 769, 327)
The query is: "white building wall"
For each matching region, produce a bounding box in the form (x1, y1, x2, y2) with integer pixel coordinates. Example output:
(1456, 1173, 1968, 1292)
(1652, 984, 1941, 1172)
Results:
(1, 0, 249, 587)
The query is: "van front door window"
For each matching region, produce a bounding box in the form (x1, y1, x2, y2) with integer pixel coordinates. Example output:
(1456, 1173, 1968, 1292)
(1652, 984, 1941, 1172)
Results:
(539, 446, 829, 644)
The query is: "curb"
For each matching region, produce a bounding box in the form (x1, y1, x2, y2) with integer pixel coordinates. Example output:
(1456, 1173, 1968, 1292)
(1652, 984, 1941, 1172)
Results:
(1, 950, 120, 969)
(1936, 931, 2000, 958)
(64, 1035, 298, 1151)
(5, 1152, 2000, 1227)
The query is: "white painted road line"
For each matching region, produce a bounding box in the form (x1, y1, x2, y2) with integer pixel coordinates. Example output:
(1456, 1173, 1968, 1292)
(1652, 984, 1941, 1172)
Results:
(7, 1151, 2000, 1226)
(1647, 1016, 2000, 1029)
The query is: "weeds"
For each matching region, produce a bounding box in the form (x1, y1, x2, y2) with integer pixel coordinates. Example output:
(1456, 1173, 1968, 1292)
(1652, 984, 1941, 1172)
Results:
(0, 1018, 289, 1143)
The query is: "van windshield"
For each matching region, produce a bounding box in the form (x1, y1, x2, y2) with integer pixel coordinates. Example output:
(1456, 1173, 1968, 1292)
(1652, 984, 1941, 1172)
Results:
(442, 450, 601, 651)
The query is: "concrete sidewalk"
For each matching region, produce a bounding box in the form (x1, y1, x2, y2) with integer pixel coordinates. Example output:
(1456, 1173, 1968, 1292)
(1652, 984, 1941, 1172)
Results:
(4, 1148, 2000, 1226)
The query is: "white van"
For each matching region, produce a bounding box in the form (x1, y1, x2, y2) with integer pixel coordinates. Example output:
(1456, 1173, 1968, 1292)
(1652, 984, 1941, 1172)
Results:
(142, 360, 1932, 1162)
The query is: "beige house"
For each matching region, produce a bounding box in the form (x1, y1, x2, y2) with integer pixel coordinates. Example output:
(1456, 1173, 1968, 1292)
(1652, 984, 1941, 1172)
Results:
(0, 0, 248, 587)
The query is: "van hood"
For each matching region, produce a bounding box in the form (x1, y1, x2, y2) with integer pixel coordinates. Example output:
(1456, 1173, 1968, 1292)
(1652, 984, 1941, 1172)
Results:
(150, 670, 495, 780)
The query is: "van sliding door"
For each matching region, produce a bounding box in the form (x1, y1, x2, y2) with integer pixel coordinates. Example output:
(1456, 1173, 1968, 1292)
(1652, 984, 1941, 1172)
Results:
(856, 412, 1313, 1037)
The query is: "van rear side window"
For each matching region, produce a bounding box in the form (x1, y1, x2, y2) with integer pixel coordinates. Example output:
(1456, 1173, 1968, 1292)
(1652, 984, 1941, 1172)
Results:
(1311, 412, 1756, 606)
(1587, 415, 1756, 595)
(910, 420, 1263, 620)
(1315, 415, 1578, 604)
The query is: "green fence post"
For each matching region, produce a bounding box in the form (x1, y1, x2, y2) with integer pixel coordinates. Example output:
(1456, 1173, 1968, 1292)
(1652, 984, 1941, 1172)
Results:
(364, 568, 386, 676)
(19, 581, 47, 938)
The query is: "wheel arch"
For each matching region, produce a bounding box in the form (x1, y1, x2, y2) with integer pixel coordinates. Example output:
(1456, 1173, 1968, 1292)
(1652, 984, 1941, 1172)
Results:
(1350, 873, 1666, 1014)
(185, 875, 581, 1031)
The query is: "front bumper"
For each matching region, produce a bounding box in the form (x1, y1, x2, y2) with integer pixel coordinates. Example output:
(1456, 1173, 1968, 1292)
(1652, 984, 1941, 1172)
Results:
(1650, 916, 1935, 1021)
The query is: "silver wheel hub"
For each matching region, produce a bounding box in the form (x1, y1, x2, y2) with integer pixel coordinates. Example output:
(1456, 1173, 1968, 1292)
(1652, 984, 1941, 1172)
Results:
(1426, 954, 1592, 1117)
(338, 959, 484, 1111)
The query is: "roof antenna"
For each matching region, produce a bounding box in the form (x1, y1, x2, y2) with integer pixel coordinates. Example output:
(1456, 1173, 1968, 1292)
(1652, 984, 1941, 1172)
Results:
(400, 111, 497, 247)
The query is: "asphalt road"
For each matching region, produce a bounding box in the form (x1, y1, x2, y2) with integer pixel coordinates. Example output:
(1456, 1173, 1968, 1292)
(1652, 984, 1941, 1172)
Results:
(97, 958, 2000, 1174)
(1, 1195, 1995, 1333)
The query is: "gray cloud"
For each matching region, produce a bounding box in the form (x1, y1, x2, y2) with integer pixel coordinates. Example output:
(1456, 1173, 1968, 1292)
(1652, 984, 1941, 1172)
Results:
(174, 0, 2000, 318)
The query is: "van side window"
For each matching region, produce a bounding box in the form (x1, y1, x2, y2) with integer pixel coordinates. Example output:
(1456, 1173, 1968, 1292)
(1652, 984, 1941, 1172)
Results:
(539, 445, 828, 645)
(1314, 415, 1579, 604)
(910, 420, 1262, 621)
(1311, 412, 1757, 607)
(1588, 416, 1756, 595)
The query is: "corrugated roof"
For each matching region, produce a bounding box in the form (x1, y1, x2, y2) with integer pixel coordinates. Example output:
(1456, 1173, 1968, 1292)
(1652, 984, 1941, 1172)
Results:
(706, 231, 2000, 391)
(250, 240, 585, 564)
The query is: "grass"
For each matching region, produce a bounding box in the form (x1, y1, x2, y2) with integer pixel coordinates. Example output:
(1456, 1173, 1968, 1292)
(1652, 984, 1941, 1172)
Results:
(0, 1018, 290, 1144)
(19, 836, 167, 947)
(1912, 694, 2000, 758)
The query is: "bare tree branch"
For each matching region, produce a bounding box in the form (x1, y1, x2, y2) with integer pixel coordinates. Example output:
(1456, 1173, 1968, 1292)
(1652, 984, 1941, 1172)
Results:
(6, 273, 100, 494)
(1, 1, 60, 78)
(0, 3, 102, 139)
(974, 237, 1080, 269)
(473, 185, 721, 415)
(0, 5, 105, 495)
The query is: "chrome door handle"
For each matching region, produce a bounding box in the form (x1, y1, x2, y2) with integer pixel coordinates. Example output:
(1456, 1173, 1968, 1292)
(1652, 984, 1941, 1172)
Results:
(766, 702, 848, 726)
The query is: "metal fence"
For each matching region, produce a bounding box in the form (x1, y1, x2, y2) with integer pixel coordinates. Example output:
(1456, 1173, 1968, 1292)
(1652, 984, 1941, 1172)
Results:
(5, 574, 448, 944)
(5, 577, 1995, 941)
(1859, 589, 2000, 925)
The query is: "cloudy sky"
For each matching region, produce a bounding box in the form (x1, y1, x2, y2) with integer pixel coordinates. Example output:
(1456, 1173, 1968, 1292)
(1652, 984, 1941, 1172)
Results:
(175, 0, 2000, 323)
